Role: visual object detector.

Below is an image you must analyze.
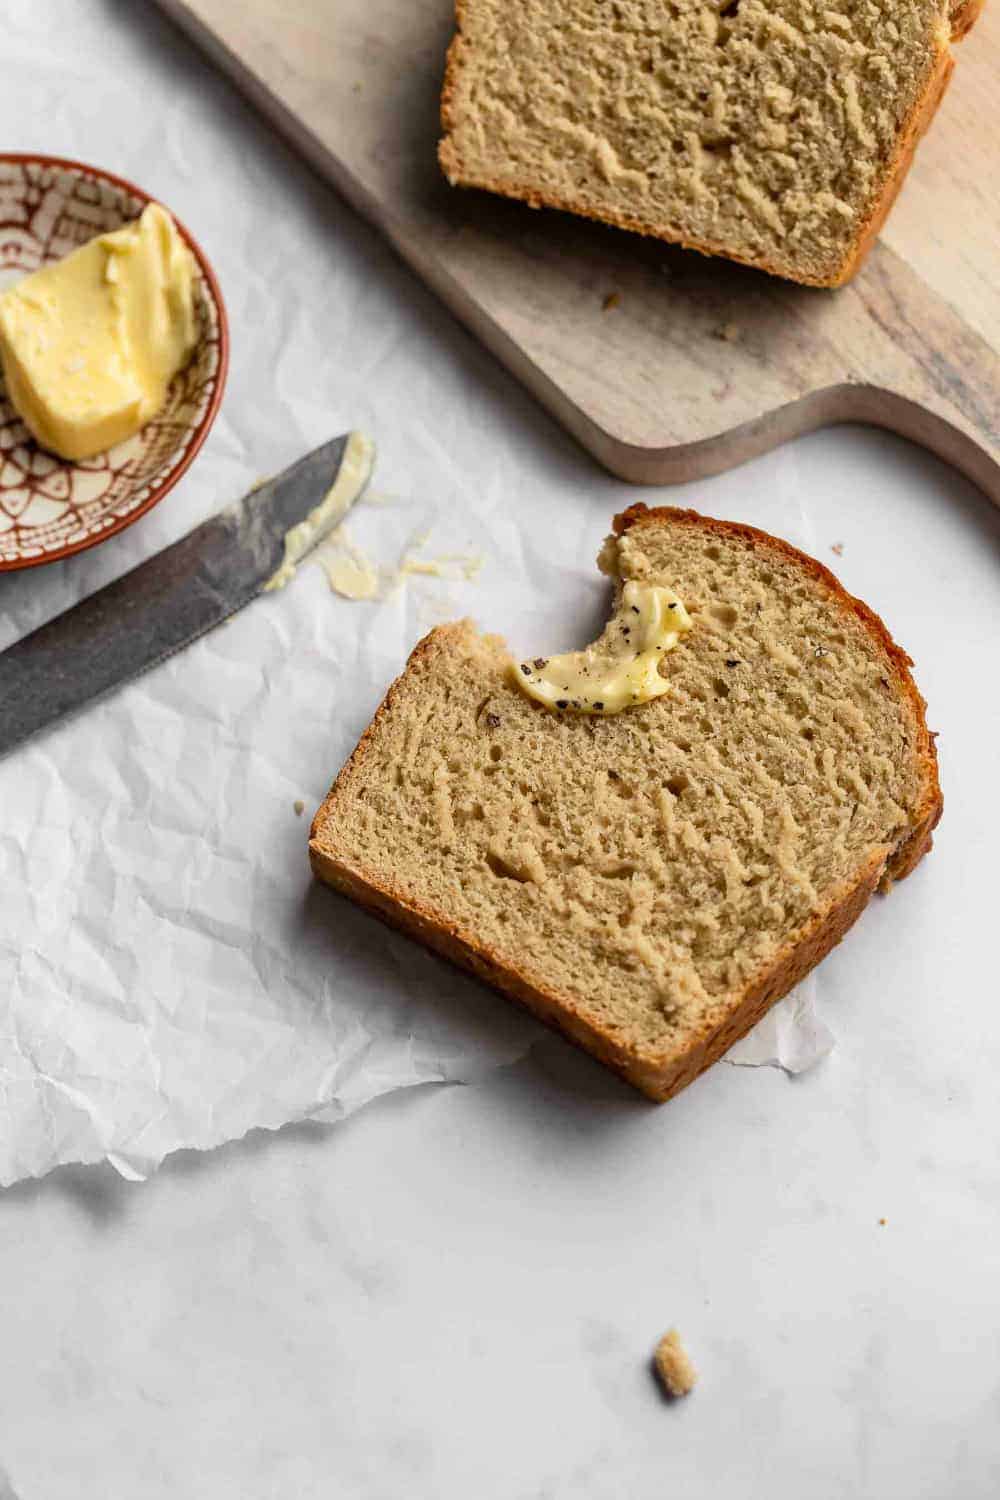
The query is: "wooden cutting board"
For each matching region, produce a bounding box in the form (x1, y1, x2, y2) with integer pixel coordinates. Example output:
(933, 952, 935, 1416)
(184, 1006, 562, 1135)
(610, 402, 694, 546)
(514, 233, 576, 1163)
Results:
(157, 0, 1000, 498)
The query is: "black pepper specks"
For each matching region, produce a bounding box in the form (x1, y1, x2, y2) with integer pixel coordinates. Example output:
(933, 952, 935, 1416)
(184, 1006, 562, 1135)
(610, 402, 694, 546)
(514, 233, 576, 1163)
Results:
(725, 658, 740, 668)
(631, 605, 640, 614)
(593, 701, 604, 710)
(556, 699, 568, 710)
(533, 658, 547, 670)
(520, 663, 531, 675)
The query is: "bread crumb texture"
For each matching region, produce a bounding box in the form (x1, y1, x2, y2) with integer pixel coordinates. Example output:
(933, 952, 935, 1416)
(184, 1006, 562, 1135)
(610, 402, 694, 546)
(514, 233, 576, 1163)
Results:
(655, 1328, 697, 1398)
(440, 0, 961, 284)
(311, 507, 940, 1098)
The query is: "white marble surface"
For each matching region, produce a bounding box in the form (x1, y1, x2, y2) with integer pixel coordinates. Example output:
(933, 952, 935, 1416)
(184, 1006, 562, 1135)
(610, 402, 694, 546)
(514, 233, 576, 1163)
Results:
(1, 3, 999, 1495)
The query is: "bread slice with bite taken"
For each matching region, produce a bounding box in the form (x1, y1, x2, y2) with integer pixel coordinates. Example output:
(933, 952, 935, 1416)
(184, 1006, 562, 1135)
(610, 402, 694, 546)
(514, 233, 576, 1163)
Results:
(310, 505, 941, 1102)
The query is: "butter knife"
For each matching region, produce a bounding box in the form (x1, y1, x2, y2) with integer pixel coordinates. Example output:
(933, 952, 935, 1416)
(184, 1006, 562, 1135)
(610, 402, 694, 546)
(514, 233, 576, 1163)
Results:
(0, 430, 374, 757)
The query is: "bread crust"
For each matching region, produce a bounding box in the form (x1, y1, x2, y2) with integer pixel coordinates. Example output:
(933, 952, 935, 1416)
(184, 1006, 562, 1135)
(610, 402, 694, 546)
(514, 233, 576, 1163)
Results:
(438, 4, 965, 288)
(950, 0, 986, 40)
(310, 509, 942, 1105)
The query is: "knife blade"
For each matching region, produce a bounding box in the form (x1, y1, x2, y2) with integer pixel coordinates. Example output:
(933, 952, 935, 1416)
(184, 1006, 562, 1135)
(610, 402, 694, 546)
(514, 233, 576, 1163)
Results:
(0, 430, 374, 758)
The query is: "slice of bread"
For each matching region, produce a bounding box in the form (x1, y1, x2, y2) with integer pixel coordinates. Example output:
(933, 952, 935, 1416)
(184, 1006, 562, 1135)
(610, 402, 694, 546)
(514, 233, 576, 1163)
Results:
(439, 1, 979, 287)
(310, 506, 941, 1102)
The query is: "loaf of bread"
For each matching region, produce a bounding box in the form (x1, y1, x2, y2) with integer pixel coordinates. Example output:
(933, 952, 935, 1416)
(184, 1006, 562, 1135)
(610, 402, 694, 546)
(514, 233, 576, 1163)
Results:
(439, 0, 982, 287)
(310, 506, 941, 1102)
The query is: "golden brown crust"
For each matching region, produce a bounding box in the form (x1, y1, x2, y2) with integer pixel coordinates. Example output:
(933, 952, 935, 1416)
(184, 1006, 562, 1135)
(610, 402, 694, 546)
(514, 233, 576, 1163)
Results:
(950, 0, 986, 40)
(438, 5, 965, 288)
(845, 43, 954, 286)
(310, 833, 889, 1102)
(637, 849, 889, 1099)
(310, 837, 674, 1093)
(310, 509, 942, 1105)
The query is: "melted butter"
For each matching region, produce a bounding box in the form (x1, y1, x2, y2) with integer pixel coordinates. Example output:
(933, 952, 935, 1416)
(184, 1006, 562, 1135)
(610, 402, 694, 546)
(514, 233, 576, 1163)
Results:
(318, 526, 380, 600)
(388, 545, 483, 595)
(0, 203, 198, 461)
(325, 553, 379, 599)
(397, 551, 482, 581)
(515, 580, 692, 714)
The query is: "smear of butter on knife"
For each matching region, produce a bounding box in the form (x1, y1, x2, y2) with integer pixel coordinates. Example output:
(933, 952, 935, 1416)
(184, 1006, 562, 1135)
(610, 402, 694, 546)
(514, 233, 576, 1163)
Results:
(264, 430, 375, 592)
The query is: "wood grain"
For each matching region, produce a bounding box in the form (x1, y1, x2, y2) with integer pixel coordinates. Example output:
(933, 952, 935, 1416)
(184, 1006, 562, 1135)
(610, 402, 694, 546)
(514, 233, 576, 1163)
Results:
(155, 0, 1000, 498)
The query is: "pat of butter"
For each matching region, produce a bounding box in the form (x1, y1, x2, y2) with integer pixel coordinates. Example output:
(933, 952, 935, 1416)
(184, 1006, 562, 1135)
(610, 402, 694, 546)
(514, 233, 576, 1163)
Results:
(516, 580, 692, 714)
(0, 203, 199, 462)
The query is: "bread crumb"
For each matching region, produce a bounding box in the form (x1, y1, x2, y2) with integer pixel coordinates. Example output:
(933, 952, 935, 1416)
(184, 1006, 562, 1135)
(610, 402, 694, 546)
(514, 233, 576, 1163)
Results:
(831, 542, 844, 556)
(294, 799, 305, 816)
(713, 321, 742, 342)
(878, 1216, 887, 1226)
(602, 291, 621, 311)
(654, 1329, 697, 1398)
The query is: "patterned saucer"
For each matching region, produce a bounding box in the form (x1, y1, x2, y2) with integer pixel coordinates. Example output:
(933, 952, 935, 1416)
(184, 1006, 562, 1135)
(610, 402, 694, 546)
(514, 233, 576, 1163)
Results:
(0, 155, 228, 571)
